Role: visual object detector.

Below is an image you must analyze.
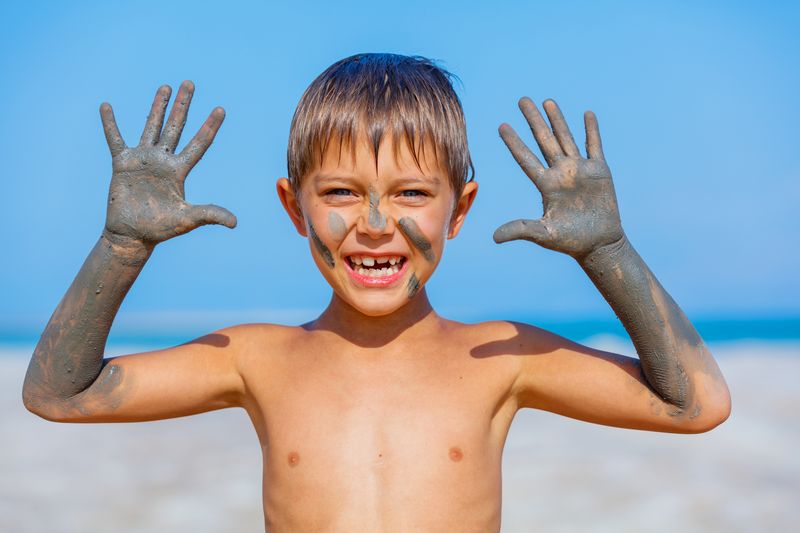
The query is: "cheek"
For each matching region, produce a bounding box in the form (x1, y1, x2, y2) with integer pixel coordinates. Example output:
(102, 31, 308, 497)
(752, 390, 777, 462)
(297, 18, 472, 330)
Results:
(327, 211, 348, 242)
(307, 219, 335, 269)
(397, 216, 440, 264)
(302, 201, 340, 269)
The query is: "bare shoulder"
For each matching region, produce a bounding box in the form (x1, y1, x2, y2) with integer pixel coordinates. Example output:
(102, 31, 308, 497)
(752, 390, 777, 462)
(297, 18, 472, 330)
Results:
(219, 321, 309, 366)
(219, 321, 305, 344)
(433, 318, 575, 385)
(451, 319, 641, 406)
(446, 319, 578, 357)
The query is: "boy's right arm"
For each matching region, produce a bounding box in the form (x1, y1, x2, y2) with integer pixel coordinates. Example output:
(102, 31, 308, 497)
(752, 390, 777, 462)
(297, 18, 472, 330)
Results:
(22, 81, 240, 422)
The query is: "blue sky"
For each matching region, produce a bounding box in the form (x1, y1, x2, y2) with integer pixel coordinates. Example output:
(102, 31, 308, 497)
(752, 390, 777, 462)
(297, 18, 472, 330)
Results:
(1, 0, 798, 331)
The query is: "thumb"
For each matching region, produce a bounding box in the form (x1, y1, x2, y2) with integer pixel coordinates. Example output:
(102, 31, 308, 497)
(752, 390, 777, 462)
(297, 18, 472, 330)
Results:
(493, 219, 550, 246)
(186, 203, 238, 229)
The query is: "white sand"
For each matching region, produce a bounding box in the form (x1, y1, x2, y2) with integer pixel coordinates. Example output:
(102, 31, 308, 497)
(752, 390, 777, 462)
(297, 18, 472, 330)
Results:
(1, 341, 798, 532)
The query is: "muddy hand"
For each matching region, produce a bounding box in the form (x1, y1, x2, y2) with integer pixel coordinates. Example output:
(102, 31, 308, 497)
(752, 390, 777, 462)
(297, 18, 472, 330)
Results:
(494, 98, 623, 259)
(100, 81, 236, 245)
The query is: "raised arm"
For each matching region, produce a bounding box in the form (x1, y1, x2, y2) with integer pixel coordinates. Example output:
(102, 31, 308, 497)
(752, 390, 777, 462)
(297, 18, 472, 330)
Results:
(495, 98, 730, 432)
(22, 82, 240, 422)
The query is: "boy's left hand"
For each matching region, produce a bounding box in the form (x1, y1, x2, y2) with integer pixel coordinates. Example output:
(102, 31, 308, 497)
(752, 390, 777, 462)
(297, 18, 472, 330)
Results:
(494, 98, 624, 258)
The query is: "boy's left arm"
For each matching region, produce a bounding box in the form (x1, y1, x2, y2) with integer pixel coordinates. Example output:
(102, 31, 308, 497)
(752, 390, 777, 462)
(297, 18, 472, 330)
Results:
(495, 98, 730, 432)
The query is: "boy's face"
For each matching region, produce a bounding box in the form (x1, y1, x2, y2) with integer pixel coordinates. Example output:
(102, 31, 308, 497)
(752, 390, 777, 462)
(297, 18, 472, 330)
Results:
(278, 134, 477, 317)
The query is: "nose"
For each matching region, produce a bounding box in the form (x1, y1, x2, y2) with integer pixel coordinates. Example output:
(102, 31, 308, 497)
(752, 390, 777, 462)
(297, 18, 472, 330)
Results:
(356, 197, 395, 239)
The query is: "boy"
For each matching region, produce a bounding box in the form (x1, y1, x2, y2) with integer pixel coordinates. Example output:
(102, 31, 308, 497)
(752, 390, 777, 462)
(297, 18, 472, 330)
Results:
(23, 54, 730, 531)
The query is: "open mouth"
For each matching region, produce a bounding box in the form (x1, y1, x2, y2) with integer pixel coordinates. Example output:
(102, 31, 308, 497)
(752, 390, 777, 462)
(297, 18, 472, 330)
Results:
(345, 255, 408, 285)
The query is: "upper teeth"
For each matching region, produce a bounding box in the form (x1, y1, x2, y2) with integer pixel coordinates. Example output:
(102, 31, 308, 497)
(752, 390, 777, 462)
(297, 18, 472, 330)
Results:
(349, 255, 404, 277)
(351, 255, 402, 267)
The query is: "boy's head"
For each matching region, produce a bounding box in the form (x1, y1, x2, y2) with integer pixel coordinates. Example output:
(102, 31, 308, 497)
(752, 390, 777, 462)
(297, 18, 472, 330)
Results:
(277, 53, 478, 317)
(287, 53, 474, 199)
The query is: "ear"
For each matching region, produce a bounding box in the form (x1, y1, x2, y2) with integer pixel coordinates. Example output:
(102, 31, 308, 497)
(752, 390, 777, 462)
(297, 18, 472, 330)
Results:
(447, 181, 478, 239)
(276, 178, 307, 237)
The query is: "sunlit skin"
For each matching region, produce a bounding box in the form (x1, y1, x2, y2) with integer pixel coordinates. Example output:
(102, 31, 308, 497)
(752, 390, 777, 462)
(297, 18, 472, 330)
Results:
(22, 83, 730, 533)
(276, 133, 476, 318)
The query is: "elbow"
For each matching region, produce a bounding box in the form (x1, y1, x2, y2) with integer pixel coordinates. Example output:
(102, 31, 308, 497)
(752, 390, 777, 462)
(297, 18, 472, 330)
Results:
(705, 392, 732, 432)
(681, 391, 732, 434)
(21, 387, 52, 420)
(21, 386, 72, 423)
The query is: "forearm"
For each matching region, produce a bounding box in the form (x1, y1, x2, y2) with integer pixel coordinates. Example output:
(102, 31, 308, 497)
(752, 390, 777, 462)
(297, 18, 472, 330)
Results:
(578, 235, 726, 415)
(23, 231, 153, 410)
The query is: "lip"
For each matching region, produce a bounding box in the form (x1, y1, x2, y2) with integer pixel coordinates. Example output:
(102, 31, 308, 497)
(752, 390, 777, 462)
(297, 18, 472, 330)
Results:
(344, 255, 410, 287)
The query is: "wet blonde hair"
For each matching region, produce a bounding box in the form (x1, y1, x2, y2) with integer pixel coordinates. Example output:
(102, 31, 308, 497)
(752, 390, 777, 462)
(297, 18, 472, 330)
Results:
(287, 53, 474, 197)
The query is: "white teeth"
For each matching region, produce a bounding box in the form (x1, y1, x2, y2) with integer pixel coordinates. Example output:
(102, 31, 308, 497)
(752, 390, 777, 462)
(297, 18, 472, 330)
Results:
(353, 263, 400, 277)
(349, 255, 404, 275)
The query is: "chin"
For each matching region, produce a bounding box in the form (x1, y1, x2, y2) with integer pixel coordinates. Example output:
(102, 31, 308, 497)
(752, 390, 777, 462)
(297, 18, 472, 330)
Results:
(342, 292, 412, 317)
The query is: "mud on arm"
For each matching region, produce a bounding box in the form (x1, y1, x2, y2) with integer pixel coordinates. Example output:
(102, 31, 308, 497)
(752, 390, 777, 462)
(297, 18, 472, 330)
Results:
(494, 98, 730, 426)
(23, 82, 237, 420)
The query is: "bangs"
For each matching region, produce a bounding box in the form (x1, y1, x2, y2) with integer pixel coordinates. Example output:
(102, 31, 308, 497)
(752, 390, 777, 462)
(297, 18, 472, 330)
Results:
(288, 54, 473, 195)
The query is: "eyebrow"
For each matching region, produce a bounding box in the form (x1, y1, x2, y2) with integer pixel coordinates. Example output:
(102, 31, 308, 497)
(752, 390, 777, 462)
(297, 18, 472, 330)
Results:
(311, 174, 442, 186)
(311, 173, 359, 183)
(393, 175, 442, 187)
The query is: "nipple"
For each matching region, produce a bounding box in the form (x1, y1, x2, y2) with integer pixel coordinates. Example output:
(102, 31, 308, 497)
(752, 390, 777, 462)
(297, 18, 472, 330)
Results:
(287, 451, 300, 467)
(448, 446, 464, 462)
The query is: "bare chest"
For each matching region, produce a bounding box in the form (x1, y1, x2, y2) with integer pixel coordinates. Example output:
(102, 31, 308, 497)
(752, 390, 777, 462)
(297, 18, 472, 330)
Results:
(243, 347, 518, 530)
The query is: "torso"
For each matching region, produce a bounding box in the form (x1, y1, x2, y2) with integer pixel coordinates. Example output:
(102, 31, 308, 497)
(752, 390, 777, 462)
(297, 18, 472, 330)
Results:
(236, 319, 523, 532)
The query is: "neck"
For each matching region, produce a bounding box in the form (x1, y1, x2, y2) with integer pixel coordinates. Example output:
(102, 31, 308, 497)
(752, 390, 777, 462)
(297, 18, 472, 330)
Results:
(309, 289, 442, 348)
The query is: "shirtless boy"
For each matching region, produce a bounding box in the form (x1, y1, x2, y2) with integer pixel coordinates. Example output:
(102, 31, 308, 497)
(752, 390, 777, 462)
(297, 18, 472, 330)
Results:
(23, 53, 731, 531)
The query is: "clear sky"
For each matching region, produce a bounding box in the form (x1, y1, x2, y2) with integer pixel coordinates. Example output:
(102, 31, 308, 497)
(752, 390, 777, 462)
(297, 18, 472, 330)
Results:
(1, 0, 798, 331)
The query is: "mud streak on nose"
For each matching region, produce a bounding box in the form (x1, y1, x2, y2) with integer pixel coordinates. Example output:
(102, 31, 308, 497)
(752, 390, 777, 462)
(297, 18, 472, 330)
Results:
(368, 187, 387, 231)
(308, 221, 335, 268)
(398, 217, 435, 262)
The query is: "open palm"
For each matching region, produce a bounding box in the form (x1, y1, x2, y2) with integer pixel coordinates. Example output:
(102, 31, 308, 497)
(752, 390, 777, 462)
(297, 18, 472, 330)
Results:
(101, 81, 236, 244)
(494, 98, 623, 258)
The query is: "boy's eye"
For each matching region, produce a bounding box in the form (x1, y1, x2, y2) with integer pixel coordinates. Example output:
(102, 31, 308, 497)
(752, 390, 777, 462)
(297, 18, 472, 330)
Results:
(325, 189, 353, 197)
(399, 190, 427, 198)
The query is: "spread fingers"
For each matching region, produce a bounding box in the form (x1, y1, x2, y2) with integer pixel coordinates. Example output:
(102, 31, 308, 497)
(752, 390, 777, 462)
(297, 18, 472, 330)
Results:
(139, 85, 172, 146)
(159, 80, 195, 152)
(179, 106, 225, 172)
(519, 97, 564, 166)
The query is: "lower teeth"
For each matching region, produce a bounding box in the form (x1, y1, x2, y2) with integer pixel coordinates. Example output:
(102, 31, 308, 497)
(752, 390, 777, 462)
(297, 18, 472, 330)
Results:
(357, 265, 400, 277)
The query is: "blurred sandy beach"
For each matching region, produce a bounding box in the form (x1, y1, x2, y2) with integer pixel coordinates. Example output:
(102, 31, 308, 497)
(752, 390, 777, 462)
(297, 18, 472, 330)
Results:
(2, 339, 797, 533)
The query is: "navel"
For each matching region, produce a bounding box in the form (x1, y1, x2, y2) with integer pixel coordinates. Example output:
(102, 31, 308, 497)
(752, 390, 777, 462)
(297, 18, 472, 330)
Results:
(448, 446, 464, 462)
(287, 451, 300, 467)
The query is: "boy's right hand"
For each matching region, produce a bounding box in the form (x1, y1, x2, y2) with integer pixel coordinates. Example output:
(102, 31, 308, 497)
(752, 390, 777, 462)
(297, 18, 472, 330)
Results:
(100, 81, 236, 245)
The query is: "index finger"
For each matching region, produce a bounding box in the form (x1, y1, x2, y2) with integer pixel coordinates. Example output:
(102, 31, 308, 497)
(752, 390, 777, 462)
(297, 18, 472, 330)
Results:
(499, 123, 545, 190)
(178, 106, 225, 172)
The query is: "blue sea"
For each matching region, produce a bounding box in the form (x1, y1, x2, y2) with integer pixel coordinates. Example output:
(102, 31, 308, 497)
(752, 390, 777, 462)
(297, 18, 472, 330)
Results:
(1, 315, 798, 353)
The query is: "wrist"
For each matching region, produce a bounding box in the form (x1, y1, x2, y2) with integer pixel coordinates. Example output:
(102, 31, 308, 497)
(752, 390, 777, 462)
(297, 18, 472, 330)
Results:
(100, 230, 154, 266)
(578, 232, 631, 269)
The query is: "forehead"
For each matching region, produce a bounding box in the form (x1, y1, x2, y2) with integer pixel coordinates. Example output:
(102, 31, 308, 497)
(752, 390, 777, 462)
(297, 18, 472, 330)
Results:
(309, 131, 448, 184)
